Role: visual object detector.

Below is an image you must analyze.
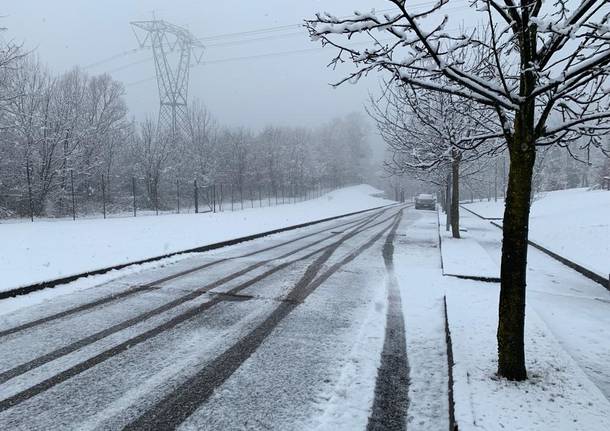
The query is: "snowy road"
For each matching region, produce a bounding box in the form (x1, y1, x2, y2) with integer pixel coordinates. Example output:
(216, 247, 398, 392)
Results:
(0, 205, 422, 430)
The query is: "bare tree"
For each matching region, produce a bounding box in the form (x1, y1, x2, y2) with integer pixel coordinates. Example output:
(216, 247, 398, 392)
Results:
(307, 1, 610, 380)
(369, 82, 500, 237)
(132, 118, 173, 209)
(186, 100, 218, 184)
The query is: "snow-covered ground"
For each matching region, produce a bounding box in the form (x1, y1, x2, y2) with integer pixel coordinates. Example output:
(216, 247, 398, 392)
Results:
(394, 211, 450, 430)
(0, 185, 393, 293)
(462, 188, 610, 277)
(446, 280, 610, 431)
(442, 210, 610, 430)
(440, 228, 499, 279)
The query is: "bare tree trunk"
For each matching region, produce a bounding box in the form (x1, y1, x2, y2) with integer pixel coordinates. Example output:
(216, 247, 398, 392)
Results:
(451, 156, 460, 238)
(497, 112, 536, 381)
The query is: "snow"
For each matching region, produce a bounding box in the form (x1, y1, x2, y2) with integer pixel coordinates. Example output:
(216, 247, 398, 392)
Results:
(393, 211, 449, 430)
(0, 185, 393, 293)
(462, 188, 610, 278)
(446, 280, 610, 431)
(440, 227, 499, 279)
(443, 208, 610, 428)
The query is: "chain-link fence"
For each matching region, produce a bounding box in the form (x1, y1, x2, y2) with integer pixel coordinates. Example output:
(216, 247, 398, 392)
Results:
(0, 172, 338, 222)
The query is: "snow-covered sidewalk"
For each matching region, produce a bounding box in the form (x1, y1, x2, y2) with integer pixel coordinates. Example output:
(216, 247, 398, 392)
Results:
(441, 210, 610, 430)
(394, 209, 449, 430)
(446, 280, 610, 430)
(0, 185, 393, 293)
(439, 219, 499, 280)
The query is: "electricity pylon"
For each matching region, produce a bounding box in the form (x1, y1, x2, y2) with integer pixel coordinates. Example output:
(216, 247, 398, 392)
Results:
(131, 19, 204, 141)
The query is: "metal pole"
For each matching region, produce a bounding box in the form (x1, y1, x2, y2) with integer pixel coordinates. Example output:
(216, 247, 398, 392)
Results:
(176, 179, 180, 213)
(219, 184, 223, 212)
(213, 184, 216, 213)
(155, 182, 159, 215)
(194, 179, 199, 214)
(101, 174, 106, 219)
(132, 177, 137, 217)
(494, 159, 498, 202)
(70, 169, 76, 220)
(231, 184, 234, 211)
(26, 159, 34, 222)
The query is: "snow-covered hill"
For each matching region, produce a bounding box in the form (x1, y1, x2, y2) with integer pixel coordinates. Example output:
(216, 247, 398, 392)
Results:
(463, 188, 609, 277)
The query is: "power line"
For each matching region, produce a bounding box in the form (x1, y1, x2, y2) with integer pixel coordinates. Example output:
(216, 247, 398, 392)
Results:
(104, 3, 471, 77)
(86, 0, 458, 70)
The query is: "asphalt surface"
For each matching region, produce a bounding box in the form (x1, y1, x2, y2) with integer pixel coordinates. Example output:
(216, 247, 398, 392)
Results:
(0, 206, 414, 430)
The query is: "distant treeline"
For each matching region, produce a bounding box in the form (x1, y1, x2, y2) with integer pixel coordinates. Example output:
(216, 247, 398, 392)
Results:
(0, 48, 373, 218)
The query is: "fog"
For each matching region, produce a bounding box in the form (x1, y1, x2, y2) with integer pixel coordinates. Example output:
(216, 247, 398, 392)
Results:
(2, 0, 397, 129)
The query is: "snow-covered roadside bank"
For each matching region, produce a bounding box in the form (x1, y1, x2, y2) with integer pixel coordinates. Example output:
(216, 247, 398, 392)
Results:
(0, 185, 393, 293)
(462, 188, 609, 278)
(445, 281, 610, 431)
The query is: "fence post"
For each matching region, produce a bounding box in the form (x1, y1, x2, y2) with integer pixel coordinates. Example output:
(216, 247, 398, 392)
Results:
(155, 182, 159, 215)
(101, 174, 106, 219)
(213, 184, 216, 213)
(231, 184, 234, 211)
(258, 186, 262, 208)
(70, 169, 76, 220)
(194, 179, 199, 214)
(218, 183, 225, 212)
(26, 159, 34, 222)
(176, 179, 180, 214)
(132, 177, 137, 217)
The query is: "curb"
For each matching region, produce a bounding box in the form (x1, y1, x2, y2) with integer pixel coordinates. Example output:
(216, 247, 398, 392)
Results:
(437, 209, 500, 283)
(460, 205, 502, 220)
(443, 295, 458, 431)
(462, 206, 608, 290)
(0, 204, 398, 300)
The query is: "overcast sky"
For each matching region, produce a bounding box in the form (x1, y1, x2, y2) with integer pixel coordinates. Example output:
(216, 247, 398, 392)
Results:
(2, 0, 471, 131)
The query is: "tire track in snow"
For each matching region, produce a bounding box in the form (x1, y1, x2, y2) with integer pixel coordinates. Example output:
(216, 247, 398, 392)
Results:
(0, 208, 389, 340)
(122, 209, 404, 430)
(367, 210, 410, 431)
(0, 208, 402, 412)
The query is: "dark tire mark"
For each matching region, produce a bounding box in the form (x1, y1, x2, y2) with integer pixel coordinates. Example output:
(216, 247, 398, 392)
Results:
(123, 209, 404, 430)
(367, 211, 410, 431)
(0, 208, 402, 411)
(0, 211, 385, 386)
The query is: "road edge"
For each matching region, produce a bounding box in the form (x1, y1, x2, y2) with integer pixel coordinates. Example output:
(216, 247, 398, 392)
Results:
(1, 203, 399, 300)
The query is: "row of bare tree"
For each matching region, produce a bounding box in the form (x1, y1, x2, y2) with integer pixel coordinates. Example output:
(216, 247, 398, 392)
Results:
(0, 47, 372, 217)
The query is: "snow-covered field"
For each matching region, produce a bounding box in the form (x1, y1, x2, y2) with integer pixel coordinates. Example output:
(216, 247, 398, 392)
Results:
(462, 188, 609, 278)
(0, 185, 393, 293)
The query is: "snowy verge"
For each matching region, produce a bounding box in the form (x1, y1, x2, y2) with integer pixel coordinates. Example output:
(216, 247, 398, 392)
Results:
(462, 188, 609, 277)
(0, 185, 393, 293)
(445, 280, 610, 431)
(439, 212, 499, 280)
